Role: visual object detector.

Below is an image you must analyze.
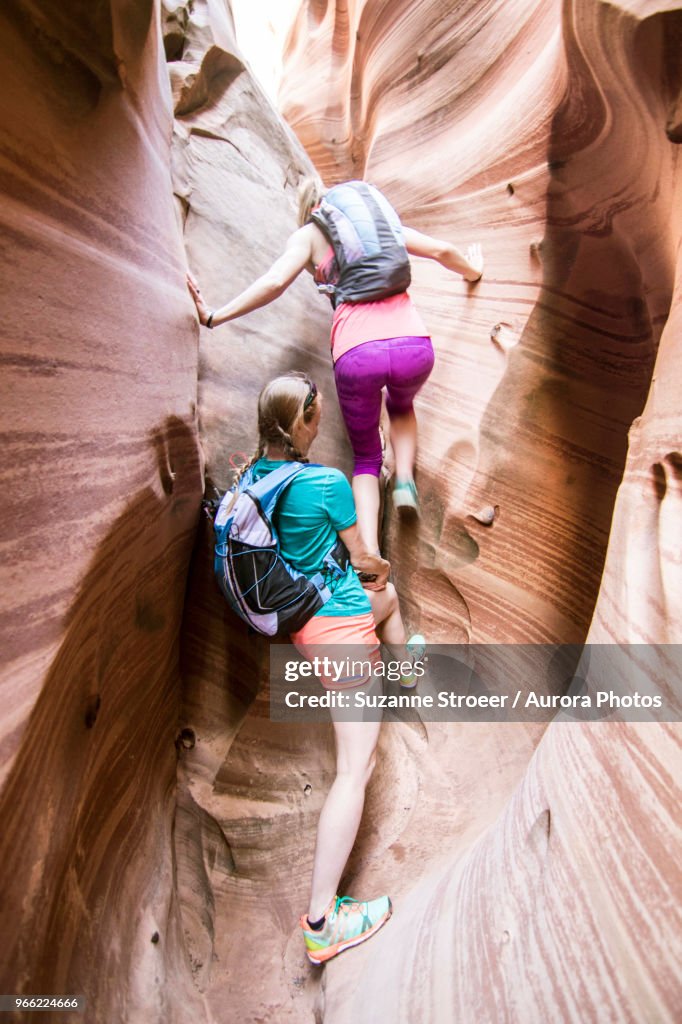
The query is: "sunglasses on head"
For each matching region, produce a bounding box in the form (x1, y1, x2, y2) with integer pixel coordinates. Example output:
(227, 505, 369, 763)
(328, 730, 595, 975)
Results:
(303, 380, 318, 410)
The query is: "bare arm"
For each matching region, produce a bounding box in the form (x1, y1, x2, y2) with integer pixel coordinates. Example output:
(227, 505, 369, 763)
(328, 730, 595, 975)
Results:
(402, 226, 484, 282)
(338, 523, 390, 591)
(187, 225, 315, 328)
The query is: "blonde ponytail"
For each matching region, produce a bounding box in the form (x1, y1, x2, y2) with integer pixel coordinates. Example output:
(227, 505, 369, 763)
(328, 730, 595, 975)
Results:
(297, 176, 326, 226)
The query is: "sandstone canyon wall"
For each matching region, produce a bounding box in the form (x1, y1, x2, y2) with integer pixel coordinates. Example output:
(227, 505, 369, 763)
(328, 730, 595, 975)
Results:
(278, 1, 682, 1021)
(166, 4, 552, 1022)
(0, 2, 204, 1021)
(282, 0, 681, 648)
(0, 1, 680, 1023)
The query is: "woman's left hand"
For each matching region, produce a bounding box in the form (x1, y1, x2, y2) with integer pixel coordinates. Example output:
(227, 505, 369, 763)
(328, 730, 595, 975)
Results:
(187, 272, 212, 326)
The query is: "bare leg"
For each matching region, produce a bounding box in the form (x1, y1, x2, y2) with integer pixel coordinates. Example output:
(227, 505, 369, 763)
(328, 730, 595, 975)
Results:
(352, 473, 381, 552)
(389, 410, 418, 481)
(366, 582, 406, 654)
(307, 713, 381, 920)
(306, 586, 417, 918)
(367, 582, 423, 689)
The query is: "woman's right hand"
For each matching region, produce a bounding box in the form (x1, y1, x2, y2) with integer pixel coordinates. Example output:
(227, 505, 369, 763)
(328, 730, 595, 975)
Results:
(358, 555, 390, 591)
(338, 524, 390, 590)
(187, 272, 212, 326)
(463, 243, 484, 282)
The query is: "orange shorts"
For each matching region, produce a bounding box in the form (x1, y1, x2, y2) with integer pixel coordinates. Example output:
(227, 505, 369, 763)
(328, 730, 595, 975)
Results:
(290, 612, 381, 690)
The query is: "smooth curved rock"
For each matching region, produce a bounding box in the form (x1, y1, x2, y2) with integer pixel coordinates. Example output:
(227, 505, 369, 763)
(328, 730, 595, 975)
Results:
(0, 2, 203, 1020)
(282, 0, 681, 650)
(2, 1, 680, 1022)
(279, 2, 682, 1022)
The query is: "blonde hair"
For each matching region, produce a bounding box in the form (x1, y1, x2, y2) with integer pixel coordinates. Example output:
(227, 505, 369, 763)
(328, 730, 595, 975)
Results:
(235, 372, 318, 483)
(297, 176, 326, 227)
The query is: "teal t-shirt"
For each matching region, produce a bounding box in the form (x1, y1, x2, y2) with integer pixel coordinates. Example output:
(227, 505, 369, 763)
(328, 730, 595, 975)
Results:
(250, 459, 371, 618)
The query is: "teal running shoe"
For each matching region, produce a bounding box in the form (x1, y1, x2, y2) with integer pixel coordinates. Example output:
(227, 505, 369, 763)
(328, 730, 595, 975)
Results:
(407, 633, 426, 660)
(300, 894, 392, 965)
(400, 633, 426, 688)
(393, 479, 419, 518)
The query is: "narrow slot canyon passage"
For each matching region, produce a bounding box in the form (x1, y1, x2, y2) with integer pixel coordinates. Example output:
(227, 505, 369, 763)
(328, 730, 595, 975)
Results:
(0, 2, 680, 1023)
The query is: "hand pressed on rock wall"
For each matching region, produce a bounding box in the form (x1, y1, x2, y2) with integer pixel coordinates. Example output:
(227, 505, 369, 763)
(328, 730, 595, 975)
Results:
(464, 242, 484, 281)
(187, 272, 212, 327)
(400, 228, 483, 283)
(463, 243, 484, 282)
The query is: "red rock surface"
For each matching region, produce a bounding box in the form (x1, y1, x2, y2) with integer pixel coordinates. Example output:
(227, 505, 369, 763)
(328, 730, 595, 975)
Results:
(279, 1, 682, 1021)
(0, 2, 203, 1020)
(1, 1, 680, 1022)
(282, 0, 681, 648)
(167, 7, 550, 1023)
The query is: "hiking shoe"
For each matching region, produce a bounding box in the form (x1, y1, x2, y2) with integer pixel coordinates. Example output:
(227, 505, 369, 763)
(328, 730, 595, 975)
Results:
(393, 479, 419, 518)
(300, 894, 392, 965)
(401, 633, 426, 688)
(407, 634, 426, 660)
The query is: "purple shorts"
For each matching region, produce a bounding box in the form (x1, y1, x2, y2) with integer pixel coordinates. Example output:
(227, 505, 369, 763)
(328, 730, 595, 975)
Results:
(333, 335, 435, 477)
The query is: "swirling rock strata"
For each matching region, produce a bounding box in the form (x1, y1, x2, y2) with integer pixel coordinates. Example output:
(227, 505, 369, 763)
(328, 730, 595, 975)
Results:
(282, 0, 681, 647)
(0, 2, 203, 1021)
(1, 2, 680, 1023)
(168, 6, 558, 1022)
(280, 1, 682, 1022)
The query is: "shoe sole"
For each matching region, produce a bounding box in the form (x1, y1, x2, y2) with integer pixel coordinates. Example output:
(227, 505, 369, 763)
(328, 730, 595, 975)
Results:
(394, 501, 419, 521)
(393, 486, 419, 517)
(306, 902, 393, 965)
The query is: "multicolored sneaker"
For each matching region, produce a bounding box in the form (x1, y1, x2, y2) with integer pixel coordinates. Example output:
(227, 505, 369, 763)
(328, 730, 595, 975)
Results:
(407, 634, 426, 660)
(400, 633, 426, 688)
(393, 479, 419, 518)
(300, 894, 392, 965)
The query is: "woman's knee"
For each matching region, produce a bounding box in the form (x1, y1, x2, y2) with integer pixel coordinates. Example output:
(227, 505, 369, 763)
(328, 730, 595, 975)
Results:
(384, 581, 399, 612)
(335, 754, 376, 790)
(336, 730, 379, 785)
(367, 581, 399, 627)
(385, 395, 415, 420)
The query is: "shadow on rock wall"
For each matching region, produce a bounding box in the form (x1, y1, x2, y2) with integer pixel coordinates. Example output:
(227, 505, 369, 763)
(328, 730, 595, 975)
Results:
(0, 417, 203, 1024)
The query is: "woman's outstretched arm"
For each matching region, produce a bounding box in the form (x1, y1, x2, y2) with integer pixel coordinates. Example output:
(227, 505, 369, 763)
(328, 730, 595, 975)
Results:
(187, 225, 315, 328)
(402, 227, 483, 282)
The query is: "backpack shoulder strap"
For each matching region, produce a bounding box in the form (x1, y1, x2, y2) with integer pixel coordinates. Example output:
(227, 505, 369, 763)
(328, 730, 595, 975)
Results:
(244, 460, 309, 496)
(244, 461, 323, 520)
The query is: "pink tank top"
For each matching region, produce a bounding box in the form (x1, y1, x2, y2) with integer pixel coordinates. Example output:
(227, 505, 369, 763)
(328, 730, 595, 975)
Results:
(314, 246, 430, 363)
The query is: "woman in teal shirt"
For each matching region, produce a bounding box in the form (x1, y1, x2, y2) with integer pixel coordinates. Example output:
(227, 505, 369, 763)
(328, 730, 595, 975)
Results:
(240, 371, 416, 964)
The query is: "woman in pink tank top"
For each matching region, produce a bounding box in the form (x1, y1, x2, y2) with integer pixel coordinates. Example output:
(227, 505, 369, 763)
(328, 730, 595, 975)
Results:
(187, 178, 483, 552)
